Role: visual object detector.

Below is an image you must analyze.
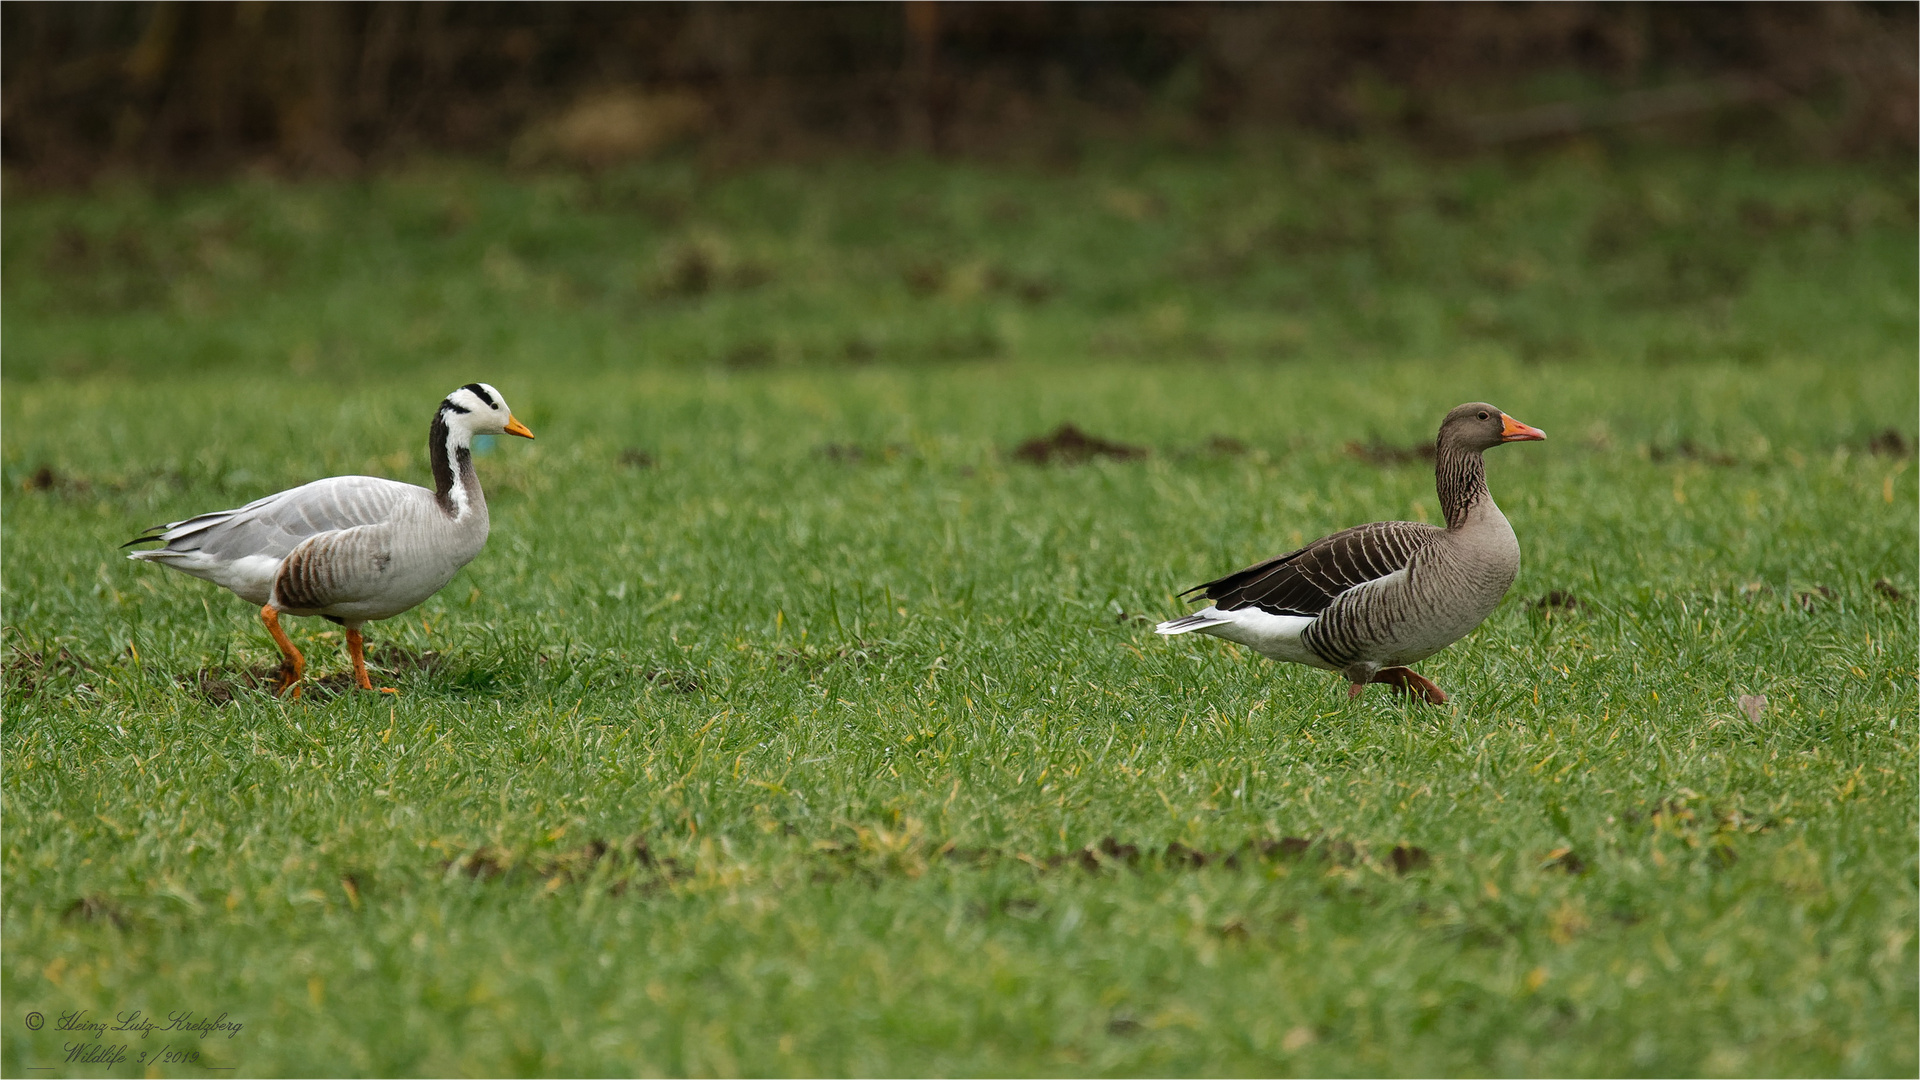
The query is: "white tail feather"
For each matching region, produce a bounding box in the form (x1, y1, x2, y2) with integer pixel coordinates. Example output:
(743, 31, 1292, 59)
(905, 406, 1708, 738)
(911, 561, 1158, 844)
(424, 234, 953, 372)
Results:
(1156, 607, 1229, 635)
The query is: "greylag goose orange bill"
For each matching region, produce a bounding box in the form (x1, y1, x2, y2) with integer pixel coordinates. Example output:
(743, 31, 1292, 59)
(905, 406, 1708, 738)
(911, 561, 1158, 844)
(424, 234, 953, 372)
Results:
(1157, 402, 1544, 705)
(125, 383, 534, 697)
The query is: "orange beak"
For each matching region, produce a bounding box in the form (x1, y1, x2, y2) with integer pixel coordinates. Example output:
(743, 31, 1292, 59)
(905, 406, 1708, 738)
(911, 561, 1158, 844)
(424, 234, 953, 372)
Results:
(1500, 413, 1546, 442)
(504, 417, 536, 440)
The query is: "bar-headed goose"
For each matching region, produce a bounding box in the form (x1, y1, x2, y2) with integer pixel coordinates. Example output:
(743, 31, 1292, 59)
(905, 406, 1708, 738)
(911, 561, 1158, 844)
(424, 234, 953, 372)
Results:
(126, 383, 534, 696)
(1158, 402, 1545, 704)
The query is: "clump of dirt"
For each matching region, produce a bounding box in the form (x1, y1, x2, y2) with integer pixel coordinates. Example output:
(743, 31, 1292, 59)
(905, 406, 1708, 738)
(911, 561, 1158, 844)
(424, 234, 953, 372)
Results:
(618, 448, 656, 468)
(1867, 428, 1911, 456)
(642, 668, 704, 694)
(1013, 834, 1419, 875)
(4, 643, 96, 694)
(1534, 590, 1588, 613)
(1388, 844, 1432, 874)
(187, 644, 443, 703)
(1873, 578, 1908, 602)
(21, 465, 91, 494)
(186, 663, 284, 704)
(1539, 847, 1588, 875)
(63, 895, 131, 929)
(1794, 585, 1836, 612)
(1012, 424, 1147, 465)
(1345, 439, 1434, 466)
(445, 836, 687, 894)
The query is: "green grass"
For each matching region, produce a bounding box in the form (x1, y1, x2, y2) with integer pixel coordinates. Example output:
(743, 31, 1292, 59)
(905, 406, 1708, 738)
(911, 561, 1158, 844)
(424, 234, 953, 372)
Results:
(3, 141, 1916, 1076)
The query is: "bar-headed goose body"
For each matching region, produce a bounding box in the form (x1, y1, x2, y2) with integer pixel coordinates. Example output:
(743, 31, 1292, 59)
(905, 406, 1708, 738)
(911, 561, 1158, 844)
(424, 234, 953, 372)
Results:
(1157, 402, 1545, 704)
(126, 383, 534, 695)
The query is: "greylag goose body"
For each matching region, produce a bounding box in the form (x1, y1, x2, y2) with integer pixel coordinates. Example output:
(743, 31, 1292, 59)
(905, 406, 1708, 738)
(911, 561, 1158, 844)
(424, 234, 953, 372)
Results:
(1157, 403, 1545, 704)
(126, 383, 534, 696)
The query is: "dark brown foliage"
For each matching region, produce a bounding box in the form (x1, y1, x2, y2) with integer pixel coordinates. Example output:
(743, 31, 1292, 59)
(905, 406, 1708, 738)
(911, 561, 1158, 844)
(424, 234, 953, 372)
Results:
(1873, 578, 1908, 602)
(1012, 424, 1147, 465)
(617, 448, 656, 469)
(4, 2, 1911, 183)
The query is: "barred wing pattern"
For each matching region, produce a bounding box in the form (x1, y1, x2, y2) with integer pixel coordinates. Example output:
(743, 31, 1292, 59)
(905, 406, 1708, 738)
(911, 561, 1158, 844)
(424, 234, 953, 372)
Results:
(1183, 521, 1442, 617)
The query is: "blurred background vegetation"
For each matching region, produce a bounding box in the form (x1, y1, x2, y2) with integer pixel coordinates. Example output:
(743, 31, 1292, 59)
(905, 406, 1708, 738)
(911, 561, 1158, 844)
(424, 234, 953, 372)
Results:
(4, 4, 1916, 385)
(4, 1, 1915, 181)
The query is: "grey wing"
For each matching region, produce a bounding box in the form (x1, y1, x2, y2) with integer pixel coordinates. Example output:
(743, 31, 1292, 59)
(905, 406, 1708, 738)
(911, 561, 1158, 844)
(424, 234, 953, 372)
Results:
(1183, 521, 1442, 616)
(126, 476, 423, 562)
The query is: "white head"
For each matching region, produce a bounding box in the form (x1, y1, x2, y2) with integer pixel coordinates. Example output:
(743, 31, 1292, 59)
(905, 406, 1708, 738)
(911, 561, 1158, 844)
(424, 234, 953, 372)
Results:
(439, 383, 533, 440)
(429, 383, 533, 518)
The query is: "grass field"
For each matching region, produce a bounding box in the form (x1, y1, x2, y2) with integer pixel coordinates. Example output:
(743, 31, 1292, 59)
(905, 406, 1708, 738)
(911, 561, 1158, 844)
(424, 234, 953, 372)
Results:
(4, 140, 1916, 1076)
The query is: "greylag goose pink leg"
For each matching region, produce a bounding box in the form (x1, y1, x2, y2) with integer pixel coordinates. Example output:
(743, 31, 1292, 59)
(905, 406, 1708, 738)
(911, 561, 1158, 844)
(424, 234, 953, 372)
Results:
(1365, 666, 1448, 705)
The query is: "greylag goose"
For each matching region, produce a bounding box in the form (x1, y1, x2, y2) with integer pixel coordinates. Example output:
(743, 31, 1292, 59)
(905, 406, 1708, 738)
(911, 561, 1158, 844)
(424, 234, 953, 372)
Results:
(1157, 403, 1545, 704)
(125, 383, 534, 696)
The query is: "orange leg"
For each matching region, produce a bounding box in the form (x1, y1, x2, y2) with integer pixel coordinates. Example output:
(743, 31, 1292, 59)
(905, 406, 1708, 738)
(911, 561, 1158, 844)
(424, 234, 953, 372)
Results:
(345, 628, 398, 694)
(260, 604, 305, 698)
(1370, 666, 1449, 705)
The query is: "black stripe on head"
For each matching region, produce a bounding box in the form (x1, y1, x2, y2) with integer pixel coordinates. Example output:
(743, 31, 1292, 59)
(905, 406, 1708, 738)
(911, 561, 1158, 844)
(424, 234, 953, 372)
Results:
(462, 383, 499, 409)
(440, 398, 471, 415)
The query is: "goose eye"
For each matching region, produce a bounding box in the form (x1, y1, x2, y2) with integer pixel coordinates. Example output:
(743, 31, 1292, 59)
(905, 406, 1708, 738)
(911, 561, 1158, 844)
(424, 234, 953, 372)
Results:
(1478, 411, 1490, 420)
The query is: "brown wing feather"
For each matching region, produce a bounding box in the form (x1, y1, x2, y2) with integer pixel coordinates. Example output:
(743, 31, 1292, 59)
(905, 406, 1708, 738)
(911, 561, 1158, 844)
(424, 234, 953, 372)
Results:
(1182, 521, 1442, 617)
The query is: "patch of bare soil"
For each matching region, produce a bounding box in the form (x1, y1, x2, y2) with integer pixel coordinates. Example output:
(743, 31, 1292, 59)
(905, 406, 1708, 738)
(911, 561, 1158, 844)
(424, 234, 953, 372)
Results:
(4, 643, 97, 694)
(1012, 424, 1147, 465)
(1534, 590, 1589, 613)
(186, 644, 443, 703)
(62, 894, 131, 929)
(444, 836, 689, 895)
(1867, 428, 1911, 456)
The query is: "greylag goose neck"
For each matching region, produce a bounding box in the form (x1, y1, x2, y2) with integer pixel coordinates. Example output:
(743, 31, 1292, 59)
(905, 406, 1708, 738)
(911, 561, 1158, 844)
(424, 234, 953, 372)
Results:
(125, 383, 535, 696)
(1157, 402, 1545, 704)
